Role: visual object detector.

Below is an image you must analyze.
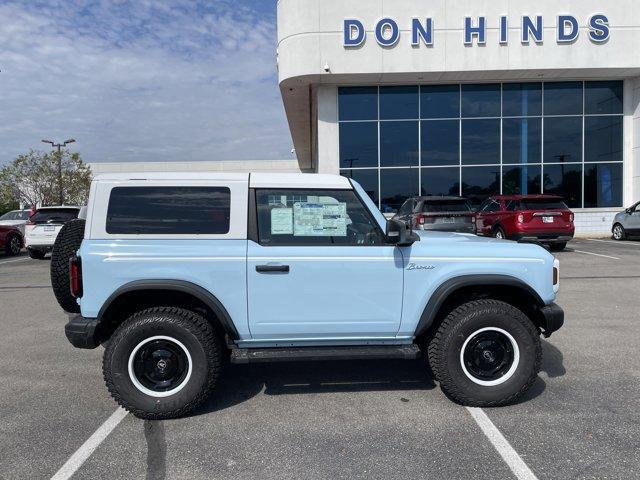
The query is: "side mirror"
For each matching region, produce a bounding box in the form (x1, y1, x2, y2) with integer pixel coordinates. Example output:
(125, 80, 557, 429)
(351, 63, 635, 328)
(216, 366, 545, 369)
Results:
(386, 219, 420, 247)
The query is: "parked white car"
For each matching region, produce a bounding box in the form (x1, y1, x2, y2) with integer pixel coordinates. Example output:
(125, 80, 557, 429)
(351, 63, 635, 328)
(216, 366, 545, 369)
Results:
(25, 206, 84, 259)
(0, 209, 32, 236)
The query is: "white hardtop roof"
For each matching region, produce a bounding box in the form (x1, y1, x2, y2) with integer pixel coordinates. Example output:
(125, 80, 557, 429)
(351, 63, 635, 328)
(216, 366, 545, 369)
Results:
(94, 172, 351, 189)
(37, 205, 83, 209)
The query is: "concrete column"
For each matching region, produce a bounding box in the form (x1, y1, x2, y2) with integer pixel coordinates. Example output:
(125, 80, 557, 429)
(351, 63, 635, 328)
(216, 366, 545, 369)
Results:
(316, 85, 340, 174)
(632, 77, 640, 204)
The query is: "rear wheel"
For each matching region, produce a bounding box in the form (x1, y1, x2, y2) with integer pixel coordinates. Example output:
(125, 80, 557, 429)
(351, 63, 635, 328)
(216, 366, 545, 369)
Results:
(612, 223, 626, 241)
(427, 299, 541, 407)
(550, 242, 567, 252)
(4, 234, 22, 256)
(50, 219, 85, 313)
(493, 227, 506, 240)
(103, 307, 222, 419)
(28, 249, 46, 259)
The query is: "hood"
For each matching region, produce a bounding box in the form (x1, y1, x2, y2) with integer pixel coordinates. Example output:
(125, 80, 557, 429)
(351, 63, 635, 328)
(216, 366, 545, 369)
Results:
(409, 230, 553, 260)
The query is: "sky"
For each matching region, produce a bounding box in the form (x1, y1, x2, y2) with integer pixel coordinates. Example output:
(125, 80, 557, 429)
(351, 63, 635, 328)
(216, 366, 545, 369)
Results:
(0, 0, 292, 165)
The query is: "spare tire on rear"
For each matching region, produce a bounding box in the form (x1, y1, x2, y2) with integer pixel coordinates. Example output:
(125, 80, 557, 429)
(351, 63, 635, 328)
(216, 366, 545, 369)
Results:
(51, 219, 86, 313)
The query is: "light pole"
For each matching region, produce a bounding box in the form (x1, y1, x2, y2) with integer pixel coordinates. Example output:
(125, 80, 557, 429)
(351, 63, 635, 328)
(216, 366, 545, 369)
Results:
(42, 138, 75, 205)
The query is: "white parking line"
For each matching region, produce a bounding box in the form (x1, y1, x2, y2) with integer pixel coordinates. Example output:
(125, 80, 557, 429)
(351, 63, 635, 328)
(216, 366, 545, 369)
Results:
(466, 407, 538, 480)
(50, 408, 128, 480)
(573, 250, 620, 260)
(585, 238, 640, 247)
(0, 257, 29, 265)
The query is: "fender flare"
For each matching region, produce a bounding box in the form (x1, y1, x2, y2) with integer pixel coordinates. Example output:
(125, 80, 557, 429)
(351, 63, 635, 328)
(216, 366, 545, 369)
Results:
(97, 279, 239, 340)
(414, 274, 545, 337)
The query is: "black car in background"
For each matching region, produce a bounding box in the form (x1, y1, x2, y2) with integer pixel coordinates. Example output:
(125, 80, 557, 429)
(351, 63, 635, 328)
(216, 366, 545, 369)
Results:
(392, 196, 476, 233)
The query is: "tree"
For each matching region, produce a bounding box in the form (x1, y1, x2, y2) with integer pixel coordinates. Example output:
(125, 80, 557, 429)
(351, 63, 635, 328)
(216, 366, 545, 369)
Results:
(0, 150, 92, 208)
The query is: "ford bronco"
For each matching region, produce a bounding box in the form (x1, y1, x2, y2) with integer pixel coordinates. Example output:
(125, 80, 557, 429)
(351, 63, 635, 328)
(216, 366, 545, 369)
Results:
(52, 172, 563, 419)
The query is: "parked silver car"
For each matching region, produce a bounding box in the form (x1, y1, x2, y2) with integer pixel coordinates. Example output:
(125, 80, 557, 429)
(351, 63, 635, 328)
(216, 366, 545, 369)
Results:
(612, 201, 640, 240)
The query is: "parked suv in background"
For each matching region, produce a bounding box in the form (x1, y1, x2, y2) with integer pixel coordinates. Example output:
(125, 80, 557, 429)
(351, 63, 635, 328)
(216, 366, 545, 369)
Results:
(0, 209, 32, 236)
(25, 206, 83, 259)
(393, 196, 475, 234)
(53, 172, 563, 419)
(612, 201, 640, 240)
(475, 195, 574, 251)
(0, 225, 23, 256)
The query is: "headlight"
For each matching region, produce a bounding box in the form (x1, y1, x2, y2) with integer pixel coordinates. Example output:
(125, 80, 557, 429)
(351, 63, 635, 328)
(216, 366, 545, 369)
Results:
(553, 258, 560, 293)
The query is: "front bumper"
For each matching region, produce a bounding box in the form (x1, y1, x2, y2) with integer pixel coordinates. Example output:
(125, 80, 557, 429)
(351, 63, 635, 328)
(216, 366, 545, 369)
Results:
(538, 302, 564, 337)
(65, 314, 101, 349)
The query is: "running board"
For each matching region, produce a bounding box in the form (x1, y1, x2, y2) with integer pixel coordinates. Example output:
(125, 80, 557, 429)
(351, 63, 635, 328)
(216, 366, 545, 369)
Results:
(230, 345, 421, 364)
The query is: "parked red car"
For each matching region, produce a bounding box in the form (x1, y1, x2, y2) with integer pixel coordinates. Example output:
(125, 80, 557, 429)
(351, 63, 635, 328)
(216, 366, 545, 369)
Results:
(475, 195, 574, 251)
(0, 224, 24, 256)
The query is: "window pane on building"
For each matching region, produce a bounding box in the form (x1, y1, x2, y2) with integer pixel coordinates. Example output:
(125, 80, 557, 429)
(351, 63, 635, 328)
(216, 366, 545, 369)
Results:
(462, 119, 500, 165)
(503, 118, 541, 164)
(585, 115, 623, 162)
(503, 83, 542, 117)
(380, 168, 419, 213)
(461, 166, 500, 207)
(544, 82, 583, 115)
(421, 167, 460, 196)
(544, 116, 582, 163)
(502, 165, 541, 195)
(341, 169, 379, 205)
(543, 164, 582, 208)
(584, 163, 623, 208)
(380, 86, 418, 120)
(421, 85, 459, 119)
(338, 86, 378, 121)
(339, 122, 378, 168)
(461, 84, 501, 117)
(421, 120, 459, 166)
(585, 81, 623, 115)
(380, 121, 419, 167)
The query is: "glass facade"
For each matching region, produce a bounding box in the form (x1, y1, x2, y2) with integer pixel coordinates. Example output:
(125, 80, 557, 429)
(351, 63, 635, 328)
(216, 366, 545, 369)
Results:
(338, 81, 623, 211)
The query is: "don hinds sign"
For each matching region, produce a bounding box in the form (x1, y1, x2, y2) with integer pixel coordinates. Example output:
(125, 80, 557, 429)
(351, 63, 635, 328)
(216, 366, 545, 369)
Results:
(343, 14, 610, 48)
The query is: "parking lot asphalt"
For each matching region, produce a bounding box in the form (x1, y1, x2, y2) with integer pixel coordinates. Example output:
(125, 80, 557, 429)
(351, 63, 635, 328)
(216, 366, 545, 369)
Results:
(0, 239, 639, 479)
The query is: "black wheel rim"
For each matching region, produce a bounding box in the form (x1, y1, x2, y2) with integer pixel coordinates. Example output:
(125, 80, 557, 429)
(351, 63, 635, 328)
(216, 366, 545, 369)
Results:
(10, 237, 21, 254)
(132, 339, 189, 393)
(463, 330, 515, 382)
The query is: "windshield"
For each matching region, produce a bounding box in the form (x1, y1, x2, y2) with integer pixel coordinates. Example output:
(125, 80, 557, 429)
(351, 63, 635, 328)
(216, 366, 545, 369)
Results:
(422, 200, 471, 213)
(520, 199, 568, 210)
(30, 208, 79, 224)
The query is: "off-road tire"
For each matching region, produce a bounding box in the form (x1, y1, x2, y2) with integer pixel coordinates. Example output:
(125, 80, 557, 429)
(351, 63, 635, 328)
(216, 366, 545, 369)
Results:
(4, 233, 22, 256)
(103, 307, 222, 419)
(427, 299, 541, 407)
(550, 242, 567, 252)
(50, 219, 85, 313)
(28, 249, 46, 259)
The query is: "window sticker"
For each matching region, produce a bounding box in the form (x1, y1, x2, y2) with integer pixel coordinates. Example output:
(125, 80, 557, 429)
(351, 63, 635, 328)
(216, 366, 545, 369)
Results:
(293, 201, 347, 237)
(270, 208, 293, 235)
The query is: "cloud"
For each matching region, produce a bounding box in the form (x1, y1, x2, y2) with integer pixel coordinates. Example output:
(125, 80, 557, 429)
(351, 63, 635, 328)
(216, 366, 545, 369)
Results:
(0, 0, 292, 165)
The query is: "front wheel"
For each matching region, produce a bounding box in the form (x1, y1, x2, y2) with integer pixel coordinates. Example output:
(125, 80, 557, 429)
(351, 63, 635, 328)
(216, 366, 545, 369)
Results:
(427, 299, 541, 407)
(103, 307, 223, 419)
(4, 234, 22, 256)
(612, 223, 626, 241)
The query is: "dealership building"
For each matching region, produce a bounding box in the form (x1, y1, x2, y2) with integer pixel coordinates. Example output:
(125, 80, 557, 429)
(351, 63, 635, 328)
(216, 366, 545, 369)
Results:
(276, 0, 640, 234)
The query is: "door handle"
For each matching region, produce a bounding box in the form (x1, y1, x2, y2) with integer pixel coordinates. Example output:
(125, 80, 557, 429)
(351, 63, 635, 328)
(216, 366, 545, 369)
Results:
(256, 264, 290, 273)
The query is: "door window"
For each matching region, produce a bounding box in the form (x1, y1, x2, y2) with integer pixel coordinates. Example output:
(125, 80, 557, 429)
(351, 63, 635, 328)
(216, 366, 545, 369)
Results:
(255, 189, 384, 246)
(480, 199, 500, 213)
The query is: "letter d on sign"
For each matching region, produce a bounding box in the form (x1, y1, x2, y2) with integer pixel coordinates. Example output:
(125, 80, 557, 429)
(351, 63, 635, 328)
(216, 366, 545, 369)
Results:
(344, 19, 365, 47)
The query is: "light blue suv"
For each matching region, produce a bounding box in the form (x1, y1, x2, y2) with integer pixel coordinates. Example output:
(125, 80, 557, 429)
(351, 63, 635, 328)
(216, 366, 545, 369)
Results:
(54, 172, 563, 419)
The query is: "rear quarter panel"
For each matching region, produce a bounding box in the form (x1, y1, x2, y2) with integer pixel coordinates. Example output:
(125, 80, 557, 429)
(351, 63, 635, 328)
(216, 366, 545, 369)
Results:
(78, 239, 250, 338)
